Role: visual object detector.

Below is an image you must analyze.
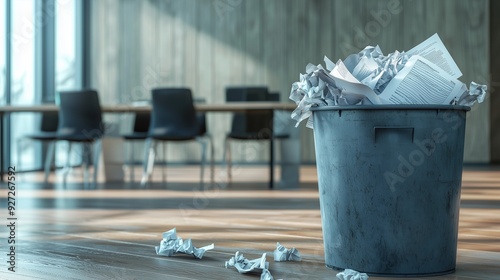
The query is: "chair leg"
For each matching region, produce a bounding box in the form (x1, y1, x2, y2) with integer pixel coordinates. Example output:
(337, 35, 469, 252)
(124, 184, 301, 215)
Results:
(141, 138, 151, 187)
(223, 137, 232, 181)
(92, 139, 102, 189)
(208, 135, 214, 183)
(63, 142, 73, 188)
(141, 138, 156, 187)
(17, 138, 24, 177)
(147, 140, 157, 185)
(43, 141, 55, 184)
(162, 142, 167, 186)
(128, 141, 134, 183)
(197, 138, 207, 189)
(82, 143, 90, 189)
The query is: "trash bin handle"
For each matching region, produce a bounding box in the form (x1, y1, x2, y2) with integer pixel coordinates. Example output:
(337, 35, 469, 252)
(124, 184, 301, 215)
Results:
(374, 126, 414, 143)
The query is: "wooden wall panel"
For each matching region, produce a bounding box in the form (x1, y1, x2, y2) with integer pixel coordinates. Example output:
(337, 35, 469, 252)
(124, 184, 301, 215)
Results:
(195, 0, 216, 160)
(89, 0, 490, 163)
(212, 0, 247, 163)
(244, 0, 263, 85)
(459, 0, 489, 162)
(117, 0, 141, 104)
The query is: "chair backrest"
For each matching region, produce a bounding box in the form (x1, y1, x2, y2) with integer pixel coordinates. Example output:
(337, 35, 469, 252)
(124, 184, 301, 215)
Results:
(226, 87, 273, 139)
(268, 92, 280, 102)
(194, 98, 207, 136)
(149, 88, 199, 139)
(57, 90, 104, 141)
(40, 111, 59, 132)
(132, 112, 151, 133)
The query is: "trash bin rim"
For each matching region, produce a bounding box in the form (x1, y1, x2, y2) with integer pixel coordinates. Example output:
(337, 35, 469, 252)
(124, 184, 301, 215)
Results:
(310, 104, 470, 111)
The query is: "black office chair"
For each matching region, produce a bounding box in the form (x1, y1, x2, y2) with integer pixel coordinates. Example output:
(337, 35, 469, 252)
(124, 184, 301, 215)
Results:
(18, 111, 59, 184)
(194, 98, 208, 136)
(122, 111, 150, 183)
(57, 90, 104, 188)
(223, 87, 289, 184)
(140, 88, 213, 188)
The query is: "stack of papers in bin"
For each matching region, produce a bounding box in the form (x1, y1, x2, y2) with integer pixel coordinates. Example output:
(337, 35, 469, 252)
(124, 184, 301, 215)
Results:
(289, 33, 487, 128)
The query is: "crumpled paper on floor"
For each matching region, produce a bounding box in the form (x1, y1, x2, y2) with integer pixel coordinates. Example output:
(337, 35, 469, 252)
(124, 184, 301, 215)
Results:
(225, 251, 269, 273)
(260, 268, 274, 280)
(273, 242, 301, 261)
(336, 269, 369, 280)
(155, 228, 214, 259)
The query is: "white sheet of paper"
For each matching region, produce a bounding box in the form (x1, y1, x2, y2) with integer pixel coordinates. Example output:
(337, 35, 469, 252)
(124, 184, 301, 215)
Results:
(406, 33, 462, 79)
(352, 56, 379, 81)
(379, 55, 463, 105)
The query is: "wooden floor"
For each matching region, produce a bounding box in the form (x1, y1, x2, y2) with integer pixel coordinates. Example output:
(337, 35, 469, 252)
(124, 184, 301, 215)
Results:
(1, 166, 499, 279)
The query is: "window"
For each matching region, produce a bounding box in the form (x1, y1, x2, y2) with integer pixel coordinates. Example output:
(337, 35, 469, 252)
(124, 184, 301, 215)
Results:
(1, 0, 83, 172)
(55, 0, 80, 167)
(11, 0, 36, 169)
(11, 0, 35, 106)
(56, 0, 77, 91)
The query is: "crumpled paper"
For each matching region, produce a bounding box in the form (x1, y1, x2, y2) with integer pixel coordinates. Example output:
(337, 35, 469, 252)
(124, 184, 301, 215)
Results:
(289, 49, 409, 128)
(155, 228, 214, 259)
(455, 81, 487, 106)
(225, 251, 269, 273)
(336, 269, 369, 280)
(344, 46, 409, 95)
(290, 36, 487, 128)
(289, 62, 339, 128)
(273, 242, 301, 261)
(260, 268, 274, 280)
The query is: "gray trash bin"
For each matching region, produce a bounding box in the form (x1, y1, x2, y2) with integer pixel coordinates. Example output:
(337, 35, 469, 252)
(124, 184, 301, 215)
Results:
(311, 105, 469, 276)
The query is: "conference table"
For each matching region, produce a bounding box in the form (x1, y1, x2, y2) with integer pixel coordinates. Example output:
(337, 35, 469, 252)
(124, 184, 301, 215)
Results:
(0, 102, 297, 189)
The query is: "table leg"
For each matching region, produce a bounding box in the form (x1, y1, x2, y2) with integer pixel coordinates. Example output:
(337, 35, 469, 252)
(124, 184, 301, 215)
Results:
(269, 109, 274, 189)
(269, 135, 274, 189)
(0, 113, 4, 182)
